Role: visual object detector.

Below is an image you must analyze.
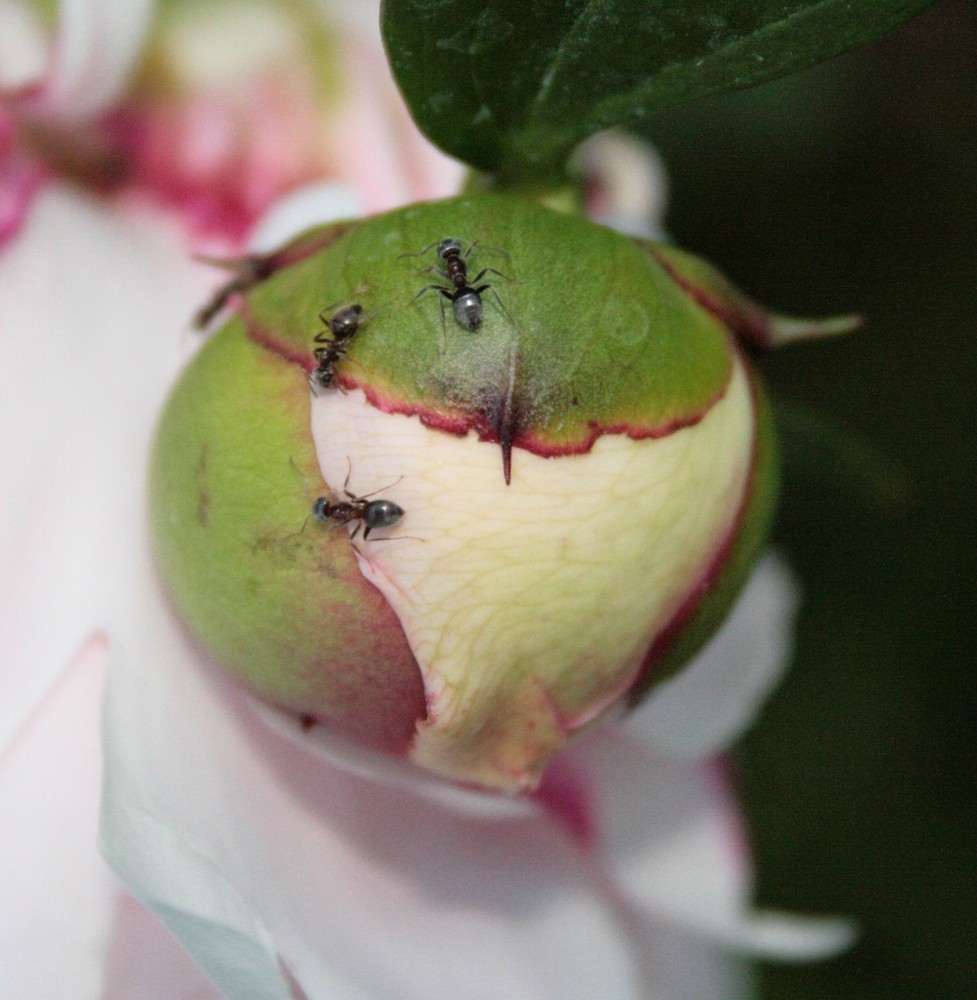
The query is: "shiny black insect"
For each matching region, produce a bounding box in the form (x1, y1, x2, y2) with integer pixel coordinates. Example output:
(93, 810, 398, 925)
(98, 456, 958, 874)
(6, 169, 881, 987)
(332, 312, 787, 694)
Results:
(309, 303, 364, 390)
(401, 238, 512, 331)
(311, 466, 404, 541)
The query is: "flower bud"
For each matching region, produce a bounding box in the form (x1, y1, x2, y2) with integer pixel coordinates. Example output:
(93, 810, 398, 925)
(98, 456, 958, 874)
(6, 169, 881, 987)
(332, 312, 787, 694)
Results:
(151, 193, 792, 792)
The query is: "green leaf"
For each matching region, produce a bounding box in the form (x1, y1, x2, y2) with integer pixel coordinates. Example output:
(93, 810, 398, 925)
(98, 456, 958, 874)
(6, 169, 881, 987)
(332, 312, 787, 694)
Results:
(772, 397, 913, 511)
(381, 0, 938, 182)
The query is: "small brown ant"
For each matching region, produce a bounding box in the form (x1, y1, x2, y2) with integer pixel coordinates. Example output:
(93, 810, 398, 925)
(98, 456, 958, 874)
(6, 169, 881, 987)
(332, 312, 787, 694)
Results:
(400, 238, 513, 331)
(193, 252, 279, 329)
(309, 303, 366, 390)
(311, 463, 405, 541)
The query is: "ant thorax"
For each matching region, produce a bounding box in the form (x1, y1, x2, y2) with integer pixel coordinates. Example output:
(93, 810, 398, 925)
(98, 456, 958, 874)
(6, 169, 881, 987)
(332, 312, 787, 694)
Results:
(401, 236, 513, 333)
(309, 302, 366, 390)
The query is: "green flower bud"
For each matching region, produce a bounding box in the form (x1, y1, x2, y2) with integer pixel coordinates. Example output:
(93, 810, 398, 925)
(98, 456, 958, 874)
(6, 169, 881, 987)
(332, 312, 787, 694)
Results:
(150, 194, 822, 792)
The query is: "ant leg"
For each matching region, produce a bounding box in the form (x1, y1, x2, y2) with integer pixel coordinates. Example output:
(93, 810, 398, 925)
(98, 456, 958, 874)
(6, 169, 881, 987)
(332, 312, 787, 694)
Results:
(342, 457, 355, 498)
(477, 285, 517, 327)
(462, 240, 511, 260)
(288, 455, 306, 481)
(480, 243, 511, 260)
(277, 511, 315, 547)
(355, 475, 404, 501)
(342, 355, 377, 380)
(350, 523, 363, 541)
(413, 285, 452, 347)
(413, 265, 449, 280)
(470, 267, 511, 283)
(192, 253, 277, 329)
(317, 301, 345, 324)
(397, 241, 441, 260)
(413, 284, 451, 302)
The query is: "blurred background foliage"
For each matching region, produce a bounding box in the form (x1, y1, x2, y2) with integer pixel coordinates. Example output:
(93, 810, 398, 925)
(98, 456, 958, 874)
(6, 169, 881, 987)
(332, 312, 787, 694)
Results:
(640, 2, 975, 997)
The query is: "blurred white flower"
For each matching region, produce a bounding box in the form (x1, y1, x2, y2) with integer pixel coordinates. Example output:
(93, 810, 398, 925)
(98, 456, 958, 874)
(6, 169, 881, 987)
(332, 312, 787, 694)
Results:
(0, 1, 853, 996)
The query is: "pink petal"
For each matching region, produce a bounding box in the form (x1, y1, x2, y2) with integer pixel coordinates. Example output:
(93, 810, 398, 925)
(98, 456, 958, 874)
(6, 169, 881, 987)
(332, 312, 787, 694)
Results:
(0, 143, 46, 247)
(0, 625, 232, 998)
(562, 728, 856, 961)
(0, 186, 213, 747)
(100, 569, 642, 998)
(325, 26, 464, 213)
(0, 632, 115, 997)
(625, 553, 801, 758)
(101, 891, 225, 1000)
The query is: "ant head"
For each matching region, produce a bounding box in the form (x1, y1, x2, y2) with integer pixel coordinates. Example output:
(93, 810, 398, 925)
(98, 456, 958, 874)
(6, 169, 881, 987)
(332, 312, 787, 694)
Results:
(438, 238, 463, 258)
(310, 368, 334, 389)
(311, 497, 331, 523)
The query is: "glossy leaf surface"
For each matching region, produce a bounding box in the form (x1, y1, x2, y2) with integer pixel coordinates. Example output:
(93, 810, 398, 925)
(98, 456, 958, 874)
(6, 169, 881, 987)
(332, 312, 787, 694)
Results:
(382, 0, 938, 180)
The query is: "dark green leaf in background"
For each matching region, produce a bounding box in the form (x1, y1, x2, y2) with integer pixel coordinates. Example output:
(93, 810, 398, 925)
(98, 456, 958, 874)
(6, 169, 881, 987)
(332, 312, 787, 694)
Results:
(381, 0, 938, 182)
(639, 3, 977, 996)
(772, 397, 912, 512)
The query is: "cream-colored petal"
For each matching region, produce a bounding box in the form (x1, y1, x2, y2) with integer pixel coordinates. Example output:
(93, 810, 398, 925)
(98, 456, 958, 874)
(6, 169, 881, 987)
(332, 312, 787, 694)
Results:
(311, 356, 754, 790)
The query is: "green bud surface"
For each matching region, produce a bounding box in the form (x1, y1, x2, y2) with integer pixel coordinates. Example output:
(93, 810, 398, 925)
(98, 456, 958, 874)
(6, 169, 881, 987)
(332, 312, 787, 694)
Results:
(151, 194, 781, 791)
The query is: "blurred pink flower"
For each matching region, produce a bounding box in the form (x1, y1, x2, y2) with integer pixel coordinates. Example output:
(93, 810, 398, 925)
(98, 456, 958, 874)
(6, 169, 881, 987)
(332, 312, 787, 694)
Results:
(0, 1, 853, 996)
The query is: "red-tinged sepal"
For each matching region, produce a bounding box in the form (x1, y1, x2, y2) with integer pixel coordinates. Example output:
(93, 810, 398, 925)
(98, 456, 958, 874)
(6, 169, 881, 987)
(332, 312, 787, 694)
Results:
(650, 242, 861, 350)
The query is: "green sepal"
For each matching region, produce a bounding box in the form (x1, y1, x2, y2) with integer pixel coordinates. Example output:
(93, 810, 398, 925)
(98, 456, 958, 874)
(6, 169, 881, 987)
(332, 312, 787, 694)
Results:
(241, 194, 733, 480)
(149, 320, 424, 750)
(650, 242, 862, 349)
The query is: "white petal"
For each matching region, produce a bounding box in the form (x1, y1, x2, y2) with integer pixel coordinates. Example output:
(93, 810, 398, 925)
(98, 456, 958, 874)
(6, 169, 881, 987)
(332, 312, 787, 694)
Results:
(40, 0, 153, 118)
(575, 131, 670, 242)
(0, 632, 115, 998)
(251, 698, 537, 821)
(247, 181, 362, 253)
(100, 558, 639, 999)
(564, 728, 856, 961)
(101, 891, 225, 1000)
(0, 187, 211, 749)
(0, 1, 47, 91)
(625, 553, 800, 758)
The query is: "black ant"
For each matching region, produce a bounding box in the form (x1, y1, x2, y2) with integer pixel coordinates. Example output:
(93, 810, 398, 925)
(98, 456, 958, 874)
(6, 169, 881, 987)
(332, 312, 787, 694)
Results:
(193, 251, 281, 329)
(400, 238, 513, 331)
(310, 464, 404, 541)
(309, 303, 365, 390)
